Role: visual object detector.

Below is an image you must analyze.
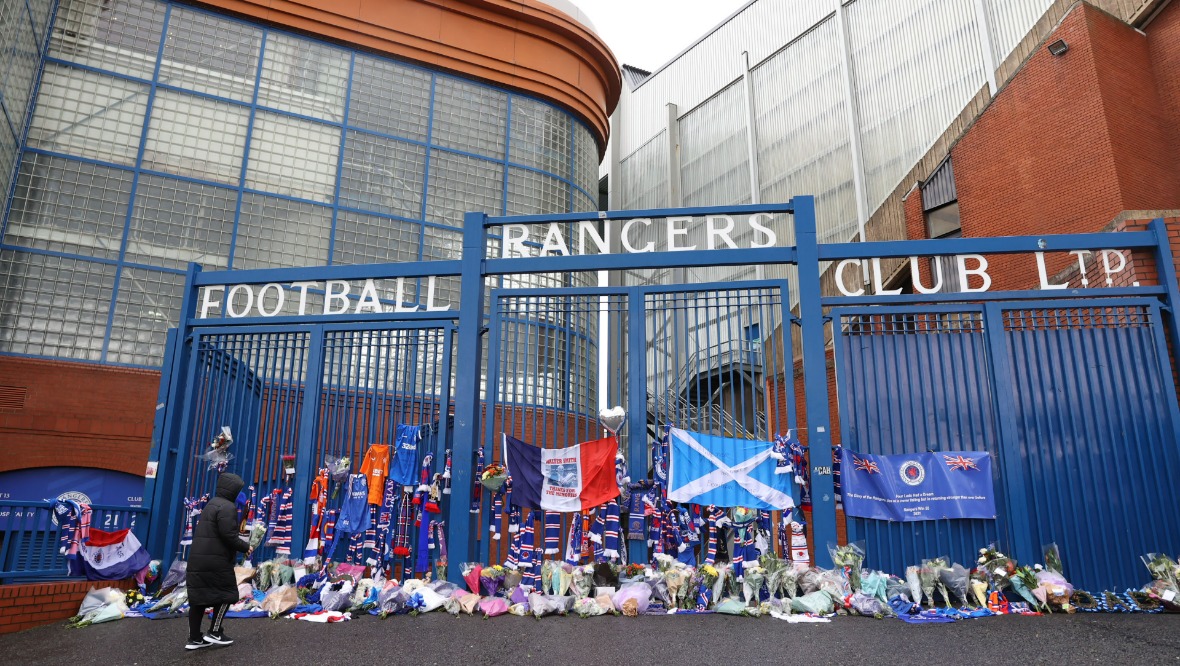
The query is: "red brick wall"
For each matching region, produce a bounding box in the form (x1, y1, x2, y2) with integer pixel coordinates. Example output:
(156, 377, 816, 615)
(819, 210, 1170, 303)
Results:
(952, 4, 1180, 291)
(0, 580, 133, 634)
(0, 357, 159, 477)
(1148, 0, 1180, 173)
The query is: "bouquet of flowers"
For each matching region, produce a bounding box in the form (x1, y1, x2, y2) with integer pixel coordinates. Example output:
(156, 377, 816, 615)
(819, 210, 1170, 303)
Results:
(574, 596, 611, 618)
(1011, 565, 1047, 612)
(970, 570, 989, 607)
(1142, 553, 1180, 593)
(939, 562, 971, 607)
(618, 562, 646, 583)
(695, 564, 720, 610)
(742, 564, 767, 606)
(461, 562, 483, 595)
(198, 426, 234, 471)
(481, 565, 507, 597)
(325, 456, 351, 498)
(978, 545, 1015, 588)
(1043, 543, 1064, 574)
(829, 542, 866, 592)
(815, 569, 852, 608)
(570, 564, 594, 599)
(124, 589, 146, 608)
(917, 561, 940, 607)
(480, 463, 509, 491)
(1034, 562, 1073, 610)
(556, 563, 574, 597)
(905, 566, 923, 605)
(541, 560, 560, 595)
(664, 567, 690, 609)
(860, 570, 889, 603)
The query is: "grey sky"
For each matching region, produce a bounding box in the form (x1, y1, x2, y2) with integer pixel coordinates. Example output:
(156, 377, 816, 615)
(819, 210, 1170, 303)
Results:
(580, 0, 752, 72)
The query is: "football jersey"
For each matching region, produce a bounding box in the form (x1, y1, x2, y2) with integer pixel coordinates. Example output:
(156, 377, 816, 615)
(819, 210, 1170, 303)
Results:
(389, 424, 422, 488)
(337, 474, 372, 533)
(359, 444, 391, 505)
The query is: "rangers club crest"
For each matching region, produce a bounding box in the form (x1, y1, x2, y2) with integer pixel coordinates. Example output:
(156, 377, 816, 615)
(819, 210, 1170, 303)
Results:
(899, 460, 926, 486)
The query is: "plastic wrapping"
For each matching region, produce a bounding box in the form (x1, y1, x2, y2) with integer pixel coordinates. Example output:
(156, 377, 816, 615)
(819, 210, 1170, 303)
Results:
(261, 585, 299, 616)
(160, 559, 187, 592)
(648, 574, 672, 607)
(408, 587, 446, 613)
(829, 542, 865, 592)
(815, 570, 851, 607)
(77, 588, 126, 617)
(790, 590, 834, 615)
(714, 598, 748, 615)
(612, 583, 652, 615)
(461, 562, 483, 595)
(528, 593, 574, 618)
(1035, 570, 1073, 606)
(742, 566, 767, 606)
(939, 564, 970, 607)
(479, 597, 509, 617)
(574, 596, 610, 618)
(905, 566, 922, 605)
(799, 568, 821, 595)
(570, 566, 595, 599)
(861, 571, 889, 603)
(379, 588, 411, 616)
(319, 580, 354, 612)
(847, 592, 893, 618)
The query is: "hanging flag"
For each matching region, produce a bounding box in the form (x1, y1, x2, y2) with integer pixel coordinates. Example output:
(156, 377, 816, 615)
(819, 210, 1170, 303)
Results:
(78, 527, 152, 581)
(839, 448, 995, 522)
(502, 434, 619, 512)
(666, 427, 794, 510)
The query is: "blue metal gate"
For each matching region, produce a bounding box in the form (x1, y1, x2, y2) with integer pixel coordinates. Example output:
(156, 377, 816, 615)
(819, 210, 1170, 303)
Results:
(835, 299, 1180, 590)
(481, 281, 795, 563)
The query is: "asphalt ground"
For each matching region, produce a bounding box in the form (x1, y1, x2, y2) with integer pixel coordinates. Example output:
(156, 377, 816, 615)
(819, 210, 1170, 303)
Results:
(1, 611, 1177, 666)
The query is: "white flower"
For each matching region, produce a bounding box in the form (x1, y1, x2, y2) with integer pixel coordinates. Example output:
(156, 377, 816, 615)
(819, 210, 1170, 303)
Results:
(978, 556, 987, 564)
(1034, 564, 1043, 572)
(980, 548, 987, 555)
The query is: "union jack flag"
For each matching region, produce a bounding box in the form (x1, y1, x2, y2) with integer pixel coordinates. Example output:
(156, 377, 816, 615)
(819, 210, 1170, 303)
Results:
(852, 455, 880, 474)
(943, 455, 979, 471)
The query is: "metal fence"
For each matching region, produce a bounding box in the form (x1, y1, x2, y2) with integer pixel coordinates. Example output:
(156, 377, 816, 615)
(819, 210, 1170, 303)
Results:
(0, 502, 149, 582)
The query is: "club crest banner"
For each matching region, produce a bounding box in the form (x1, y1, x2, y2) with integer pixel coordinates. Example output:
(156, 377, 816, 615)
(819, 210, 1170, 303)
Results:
(839, 448, 996, 522)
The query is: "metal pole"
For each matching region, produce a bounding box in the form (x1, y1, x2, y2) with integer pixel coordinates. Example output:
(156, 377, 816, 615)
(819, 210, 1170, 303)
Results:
(833, 0, 870, 245)
(447, 212, 489, 582)
(793, 196, 837, 566)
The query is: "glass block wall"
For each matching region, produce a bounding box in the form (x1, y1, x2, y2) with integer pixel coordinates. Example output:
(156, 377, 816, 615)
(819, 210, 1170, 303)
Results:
(0, 0, 55, 216)
(0, 0, 601, 367)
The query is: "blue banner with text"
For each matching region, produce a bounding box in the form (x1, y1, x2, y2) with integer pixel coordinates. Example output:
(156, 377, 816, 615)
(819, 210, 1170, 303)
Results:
(840, 449, 996, 522)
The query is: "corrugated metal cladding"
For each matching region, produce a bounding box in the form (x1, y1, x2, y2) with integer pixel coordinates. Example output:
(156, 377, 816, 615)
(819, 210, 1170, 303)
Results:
(1003, 306, 1180, 592)
(752, 15, 854, 247)
(837, 304, 1180, 592)
(678, 80, 756, 284)
(921, 158, 957, 210)
(612, 0, 1058, 256)
(847, 0, 986, 212)
(837, 310, 1008, 576)
(618, 0, 831, 156)
(985, 0, 1056, 64)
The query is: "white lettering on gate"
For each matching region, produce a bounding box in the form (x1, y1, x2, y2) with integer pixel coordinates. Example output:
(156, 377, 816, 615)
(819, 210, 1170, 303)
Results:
(498, 213, 781, 258)
(834, 250, 1134, 297)
(199, 276, 455, 318)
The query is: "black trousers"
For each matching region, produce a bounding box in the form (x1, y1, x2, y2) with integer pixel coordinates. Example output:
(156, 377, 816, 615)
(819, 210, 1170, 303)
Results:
(188, 603, 229, 640)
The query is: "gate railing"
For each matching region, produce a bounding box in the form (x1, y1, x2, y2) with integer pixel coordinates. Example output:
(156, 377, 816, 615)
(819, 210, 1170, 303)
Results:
(647, 389, 763, 440)
(0, 501, 149, 582)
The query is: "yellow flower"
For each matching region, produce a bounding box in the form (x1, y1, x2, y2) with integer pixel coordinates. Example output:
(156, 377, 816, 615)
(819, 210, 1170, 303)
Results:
(702, 565, 718, 577)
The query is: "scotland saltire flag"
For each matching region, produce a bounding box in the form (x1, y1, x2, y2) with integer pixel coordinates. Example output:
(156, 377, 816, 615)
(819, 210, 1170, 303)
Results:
(666, 428, 794, 510)
(79, 528, 152, 580)
(503, 435, 619, 512)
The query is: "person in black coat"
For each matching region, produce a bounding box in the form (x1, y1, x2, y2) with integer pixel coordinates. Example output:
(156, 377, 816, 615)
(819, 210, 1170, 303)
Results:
(185, 472, 252, 650)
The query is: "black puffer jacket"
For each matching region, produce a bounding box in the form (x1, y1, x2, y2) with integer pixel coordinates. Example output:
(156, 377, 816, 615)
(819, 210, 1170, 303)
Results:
(186, 473, 250, 606)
